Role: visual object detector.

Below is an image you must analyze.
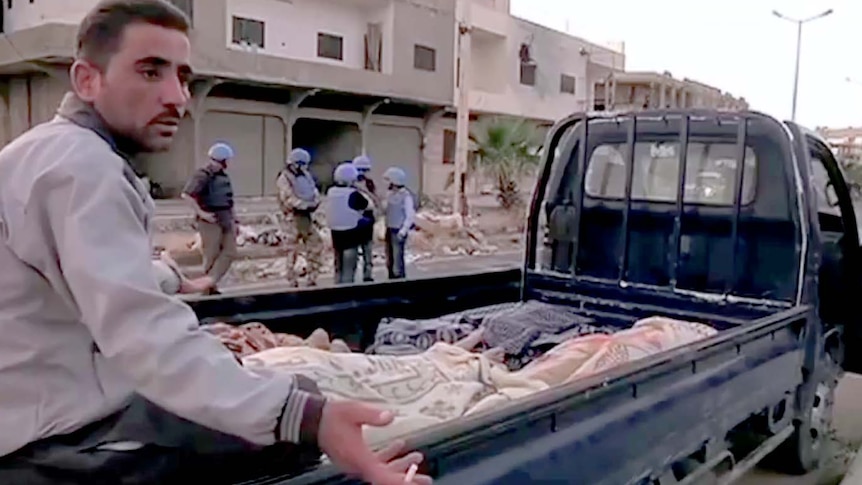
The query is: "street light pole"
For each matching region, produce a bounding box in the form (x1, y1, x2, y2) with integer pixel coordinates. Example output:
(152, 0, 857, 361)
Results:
(773, 8, 833, 121)
(791, 20, 802, 122)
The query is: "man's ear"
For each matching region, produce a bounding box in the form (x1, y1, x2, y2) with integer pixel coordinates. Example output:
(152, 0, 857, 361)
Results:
(69, 59, 102, 102)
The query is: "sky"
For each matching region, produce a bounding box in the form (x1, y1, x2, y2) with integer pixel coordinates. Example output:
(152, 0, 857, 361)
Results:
(510, 0, 862, 129)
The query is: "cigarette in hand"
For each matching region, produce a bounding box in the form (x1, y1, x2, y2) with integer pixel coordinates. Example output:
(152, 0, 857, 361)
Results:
(404, 463, 418, 483)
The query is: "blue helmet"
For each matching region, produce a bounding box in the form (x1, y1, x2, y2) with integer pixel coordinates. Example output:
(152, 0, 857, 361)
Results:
(288, 148, 311, 166)
(333, 163, 359, 185)
(208, 142, 234, 163)
(383, 167, 407, 187)
(352, 155, 372, 171)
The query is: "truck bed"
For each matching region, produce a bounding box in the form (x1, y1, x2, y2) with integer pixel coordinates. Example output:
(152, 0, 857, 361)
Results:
(185, 271, 809, 484)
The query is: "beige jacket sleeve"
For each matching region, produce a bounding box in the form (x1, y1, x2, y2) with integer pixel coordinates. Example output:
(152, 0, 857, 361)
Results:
(14, 144, 325, 447)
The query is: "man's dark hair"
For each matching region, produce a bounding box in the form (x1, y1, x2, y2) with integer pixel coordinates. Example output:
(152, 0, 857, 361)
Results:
(76, 0, 190, 66)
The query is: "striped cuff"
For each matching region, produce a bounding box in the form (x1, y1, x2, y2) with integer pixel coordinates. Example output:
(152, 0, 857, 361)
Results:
(276, 375, 327, 446)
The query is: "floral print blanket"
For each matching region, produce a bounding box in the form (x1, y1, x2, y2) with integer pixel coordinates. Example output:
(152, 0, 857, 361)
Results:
(242, 316, 717, 445)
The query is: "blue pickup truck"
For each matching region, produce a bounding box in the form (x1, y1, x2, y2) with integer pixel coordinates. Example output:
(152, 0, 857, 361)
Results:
(189, 109, 861, 484)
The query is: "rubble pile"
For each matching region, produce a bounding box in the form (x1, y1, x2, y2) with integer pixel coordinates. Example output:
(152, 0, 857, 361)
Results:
(182, 208, 506, 285)
(228, 258, 320, 284)
(236, 225, 286, 247)
(228, 210, 499, 259)
(410, 212, 499, 257)
(227, 249, 431, 284)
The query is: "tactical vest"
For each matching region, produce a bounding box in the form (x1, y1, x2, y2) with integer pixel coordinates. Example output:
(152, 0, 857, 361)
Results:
(282, 168, 318, 202)
(386, 188, 410, 229)
(199, 169, 234, 212)
(326, 186, 362, 231)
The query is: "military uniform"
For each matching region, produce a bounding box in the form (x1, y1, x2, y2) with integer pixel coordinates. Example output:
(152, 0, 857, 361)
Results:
(276, 167, 324, 287)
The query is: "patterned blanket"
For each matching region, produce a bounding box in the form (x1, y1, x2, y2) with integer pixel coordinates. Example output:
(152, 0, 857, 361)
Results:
(243, 316, 718, 445)
(243, 342, 546, 446)
(367, 301, 617, 370)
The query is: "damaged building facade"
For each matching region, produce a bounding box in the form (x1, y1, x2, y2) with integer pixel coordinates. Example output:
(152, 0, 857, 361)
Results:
(423, 0, 625, 195)
(0, 0, 746, 199)
(0, 0, 456, 198)
(592, 70, 748, 112)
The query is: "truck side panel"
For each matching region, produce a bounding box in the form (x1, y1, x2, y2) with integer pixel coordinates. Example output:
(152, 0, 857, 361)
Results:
(283, 308, 809, 485)
(431, 313, 805, 484)
(186, 269, 521, 348)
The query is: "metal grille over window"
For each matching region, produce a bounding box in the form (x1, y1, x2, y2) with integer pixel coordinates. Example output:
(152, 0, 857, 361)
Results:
(584, 140, 757, 205)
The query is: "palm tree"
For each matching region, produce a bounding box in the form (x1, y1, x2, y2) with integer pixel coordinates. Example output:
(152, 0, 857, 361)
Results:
(446, 117, 543, 210)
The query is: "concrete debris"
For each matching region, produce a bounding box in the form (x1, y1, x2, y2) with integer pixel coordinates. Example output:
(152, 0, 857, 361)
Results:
(176, 208, 505, 286)
(227, 210, 497, 258)
(410, 211, 498, 256)
(226, 250, 431, 284)
(230, 257, 333, 283)
(236, 225, 286, 247)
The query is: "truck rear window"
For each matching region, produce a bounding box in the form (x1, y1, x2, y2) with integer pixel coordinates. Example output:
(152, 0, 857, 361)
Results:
(584, 141, 758, 205)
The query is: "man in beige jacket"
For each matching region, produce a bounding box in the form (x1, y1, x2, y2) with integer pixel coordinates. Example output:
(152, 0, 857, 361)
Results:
(0, 1, 429, 484)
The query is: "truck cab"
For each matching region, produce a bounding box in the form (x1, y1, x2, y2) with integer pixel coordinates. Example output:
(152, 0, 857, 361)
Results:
(537, 110, 860, 365)
(186, 109, 861, 484)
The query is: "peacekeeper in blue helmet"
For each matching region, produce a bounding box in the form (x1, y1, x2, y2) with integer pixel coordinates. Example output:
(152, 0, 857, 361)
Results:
(352, 155, 380, 282)
(276, 148, 324, 287)
(382, 167, 416, 280)
(326, 163, 370, 285)
(181, 142, 238, 294)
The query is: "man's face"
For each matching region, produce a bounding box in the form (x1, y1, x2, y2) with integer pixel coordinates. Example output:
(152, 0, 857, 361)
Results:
(73, 23, 192, 152)
(211, 159, 228, 171)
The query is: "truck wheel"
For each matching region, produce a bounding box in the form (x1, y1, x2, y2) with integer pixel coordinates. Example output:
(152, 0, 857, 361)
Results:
(656, 458, 718, 485)
(768, 381, 835, 475)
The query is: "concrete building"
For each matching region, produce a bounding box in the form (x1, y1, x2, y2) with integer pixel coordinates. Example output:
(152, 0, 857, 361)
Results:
(460, 0, 623, 121)
(818, 127, 862, 160)
(420, 0, 626, 195)
(0, 0, 744, 201)
(0, 0, 456, 197)
(593, 70, 748, 112)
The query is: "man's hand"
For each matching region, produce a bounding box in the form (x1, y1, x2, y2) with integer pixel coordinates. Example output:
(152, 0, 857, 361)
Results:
(198, 211, 217, 223)
(179, 276, 216, 295)
(397, 228, 409, 241)
(375, 439, 432, 485)
(318, 401, 432, 485)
